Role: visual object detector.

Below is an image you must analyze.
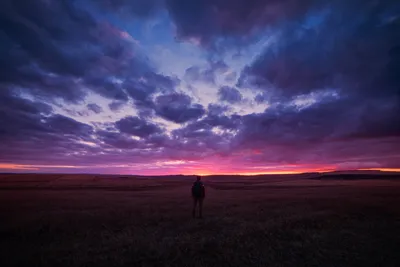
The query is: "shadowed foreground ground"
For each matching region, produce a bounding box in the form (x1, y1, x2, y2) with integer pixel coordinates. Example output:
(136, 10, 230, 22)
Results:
(1, 174, 400, 267)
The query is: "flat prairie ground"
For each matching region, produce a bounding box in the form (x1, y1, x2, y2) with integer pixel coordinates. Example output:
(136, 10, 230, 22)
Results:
(1, 174, 400, 267)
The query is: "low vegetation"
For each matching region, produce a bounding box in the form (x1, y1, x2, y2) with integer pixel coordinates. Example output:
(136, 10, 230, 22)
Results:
(1, 174, 399, 267)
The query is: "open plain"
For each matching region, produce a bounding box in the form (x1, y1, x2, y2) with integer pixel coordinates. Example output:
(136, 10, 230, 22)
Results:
(1, 173, 399, 267)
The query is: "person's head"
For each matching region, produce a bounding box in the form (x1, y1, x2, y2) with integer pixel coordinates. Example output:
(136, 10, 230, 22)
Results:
(196, 176, 201, 181)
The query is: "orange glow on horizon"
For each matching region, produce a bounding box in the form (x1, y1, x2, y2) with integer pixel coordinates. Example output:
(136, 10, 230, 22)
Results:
(190, 168, 337, 176)
(0, 163, 39, 170)
(0, 163, 80, 170)
(0, 163, 399, 175)
(358, 168, 400, 172)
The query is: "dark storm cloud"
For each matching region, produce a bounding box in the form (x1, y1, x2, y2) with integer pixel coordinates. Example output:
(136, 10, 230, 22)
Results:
(115, 116, 162, 138)
(165, 0, 317, 49)
(0, 0, 178, 105)
(218, 86, 242, 104)
(228, 137, 400, 170)
(231, 0, 400, 151)
(155, 93, 206, 123)
(235, 104, 338, 149)
(90, 0, 315, 48)
(0, 89, 52, 140)
(1, 0, 399, 171)
(238, 1, 400, 99)
(232, 96, 400, 153)
(0, 0, 185, 167)
(342, 99, 400, 140)
(91, 0, 317, 49)
(46, 114, 94, 138)
(0, 89, 52, 115)
(93, 0, 163, 18)
(0, 89, 99, 163)
(0, 0, 95, 101)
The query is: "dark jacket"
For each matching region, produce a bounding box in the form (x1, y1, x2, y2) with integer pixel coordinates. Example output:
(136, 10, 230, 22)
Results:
(192, 181, 205, 198)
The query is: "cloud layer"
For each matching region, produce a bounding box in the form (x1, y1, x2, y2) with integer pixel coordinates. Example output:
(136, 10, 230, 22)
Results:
(0, 0, 399, 174)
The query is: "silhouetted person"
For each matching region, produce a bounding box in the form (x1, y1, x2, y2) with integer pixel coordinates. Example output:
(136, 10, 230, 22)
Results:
(191, 176, 205, 218)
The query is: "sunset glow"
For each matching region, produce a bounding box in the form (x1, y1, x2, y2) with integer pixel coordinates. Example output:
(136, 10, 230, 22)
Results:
(1, 163, 399, 176)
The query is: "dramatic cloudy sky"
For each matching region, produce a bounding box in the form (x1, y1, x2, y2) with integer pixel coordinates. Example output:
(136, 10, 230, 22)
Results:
(0, 0, 399, 175)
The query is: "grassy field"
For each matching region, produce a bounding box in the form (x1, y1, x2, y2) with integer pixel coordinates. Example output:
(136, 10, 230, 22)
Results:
(1, 173, 399, 267)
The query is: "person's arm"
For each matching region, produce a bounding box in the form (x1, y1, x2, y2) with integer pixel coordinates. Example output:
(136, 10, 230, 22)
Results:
(191, 183, 195, 197)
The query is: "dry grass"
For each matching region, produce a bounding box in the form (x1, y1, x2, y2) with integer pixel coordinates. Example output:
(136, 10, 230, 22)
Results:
(1, 174, 399, 267)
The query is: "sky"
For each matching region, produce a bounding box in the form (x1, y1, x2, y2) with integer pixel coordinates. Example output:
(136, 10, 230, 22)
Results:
(0, 0, 399, 175)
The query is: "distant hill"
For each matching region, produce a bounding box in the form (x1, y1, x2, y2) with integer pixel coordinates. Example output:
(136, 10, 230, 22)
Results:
(0, 170, 399, 180)
(311, 170, 400, 180)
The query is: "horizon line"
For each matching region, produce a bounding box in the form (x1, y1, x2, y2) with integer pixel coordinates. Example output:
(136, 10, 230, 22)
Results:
(1, 168, 399, 177)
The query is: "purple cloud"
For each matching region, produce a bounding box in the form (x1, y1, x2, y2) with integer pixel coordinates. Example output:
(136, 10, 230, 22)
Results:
(207, 104, 231, 115)
(115, 116, 162, 138)
(108, 101, 125, 111)
(96, 130, 140, 149)
(218, 86, 243, 103)
(155, 93, 206, 123)
(93, 0, 163, 18)
(0, 0, 178, 106)
(0, 0, 399, 174)
(166, 0, 316, 49)
(87, 103, 103, 114)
